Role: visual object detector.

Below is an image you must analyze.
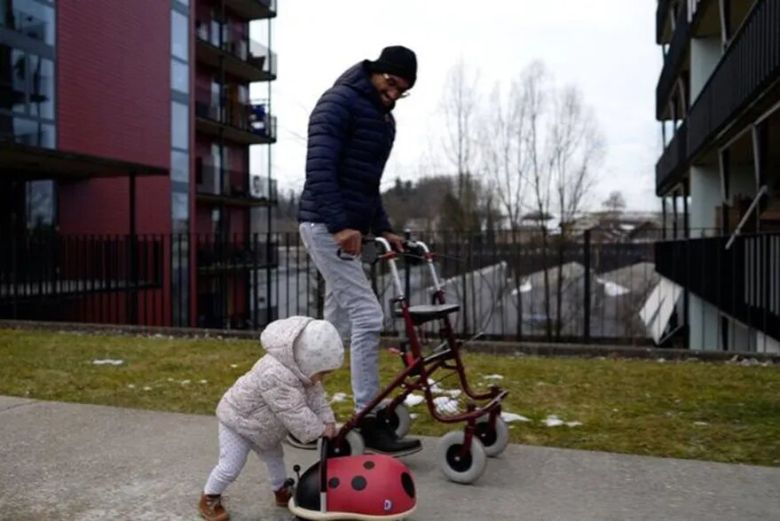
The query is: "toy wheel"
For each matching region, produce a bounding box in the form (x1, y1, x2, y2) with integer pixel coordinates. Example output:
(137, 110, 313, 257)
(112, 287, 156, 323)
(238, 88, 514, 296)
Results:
(378, 400, 412, 438)
(328, 429, 365, 457)
(475, 414, 509, 457)
(437, 431, 487, 484)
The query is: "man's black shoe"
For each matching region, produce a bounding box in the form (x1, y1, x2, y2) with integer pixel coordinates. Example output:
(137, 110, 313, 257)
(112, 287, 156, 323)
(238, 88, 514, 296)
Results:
(358, 416, 422, 457)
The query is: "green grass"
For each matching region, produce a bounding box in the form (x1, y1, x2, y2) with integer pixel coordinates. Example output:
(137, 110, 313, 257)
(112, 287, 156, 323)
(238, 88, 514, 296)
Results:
(1, 328, 779, 466)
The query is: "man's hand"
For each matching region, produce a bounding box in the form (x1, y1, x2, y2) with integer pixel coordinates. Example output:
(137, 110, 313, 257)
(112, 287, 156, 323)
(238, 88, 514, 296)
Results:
(323, 422, 337, 439)
(333, 228, 362, 256)
(382, 231, 405, 252)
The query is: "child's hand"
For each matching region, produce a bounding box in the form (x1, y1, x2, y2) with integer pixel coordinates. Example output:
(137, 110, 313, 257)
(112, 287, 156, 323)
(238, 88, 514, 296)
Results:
(323, 422, 337, 438)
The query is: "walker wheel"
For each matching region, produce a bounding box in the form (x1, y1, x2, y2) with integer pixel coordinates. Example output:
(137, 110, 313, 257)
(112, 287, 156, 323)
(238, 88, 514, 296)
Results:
(328, 429, 365, 457)
(475, 415, 509, 457)
(436, 431, 487, 484)
(378, 400, 412, 438)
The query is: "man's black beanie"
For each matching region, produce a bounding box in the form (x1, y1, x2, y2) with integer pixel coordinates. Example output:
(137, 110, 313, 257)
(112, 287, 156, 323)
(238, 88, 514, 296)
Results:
(368, 45, 417, 88)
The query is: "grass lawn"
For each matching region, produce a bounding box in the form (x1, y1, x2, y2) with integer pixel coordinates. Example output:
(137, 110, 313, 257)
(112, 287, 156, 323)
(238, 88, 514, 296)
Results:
(1, 328, 779, 466)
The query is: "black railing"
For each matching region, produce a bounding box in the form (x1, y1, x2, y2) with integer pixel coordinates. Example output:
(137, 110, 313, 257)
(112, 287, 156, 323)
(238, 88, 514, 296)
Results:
(656, 120, 687, 195)
(0, 234, 166, 325)
(687, 0, 780, 159)
(656, 2, 690, 119)
(656, 232, 780, 341)
(195, 88, 275, 140)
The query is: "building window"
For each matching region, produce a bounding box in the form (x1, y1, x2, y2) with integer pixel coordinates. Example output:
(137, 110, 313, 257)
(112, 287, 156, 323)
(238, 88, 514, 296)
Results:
(171, 10, 188, 61)
(26, 179, 55, 230)
(171, 59, 189, 94)
(0, 0, 55, 45)
(171, 101, 189, 150)
(12, 116, 55, 147)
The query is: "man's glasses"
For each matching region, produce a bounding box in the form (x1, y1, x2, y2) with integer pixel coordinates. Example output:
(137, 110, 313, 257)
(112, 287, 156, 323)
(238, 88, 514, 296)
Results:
(382, 73, 410, 99)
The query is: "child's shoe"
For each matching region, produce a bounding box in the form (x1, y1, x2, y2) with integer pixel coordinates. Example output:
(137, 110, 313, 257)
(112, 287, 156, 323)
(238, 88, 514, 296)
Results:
(273, 478, 295, 507)
(198, 493, 229, 521)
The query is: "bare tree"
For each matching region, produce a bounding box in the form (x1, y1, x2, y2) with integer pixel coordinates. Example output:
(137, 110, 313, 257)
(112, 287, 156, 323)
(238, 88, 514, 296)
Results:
(602, 190, 627, 213)
(441, 58, 481, 230)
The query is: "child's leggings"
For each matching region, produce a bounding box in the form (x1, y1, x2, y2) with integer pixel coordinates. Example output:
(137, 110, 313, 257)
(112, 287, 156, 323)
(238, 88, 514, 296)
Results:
(204, 422, 287, 494)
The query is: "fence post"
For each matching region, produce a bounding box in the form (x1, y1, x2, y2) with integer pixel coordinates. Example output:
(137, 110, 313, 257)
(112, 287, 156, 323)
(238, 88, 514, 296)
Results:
(583, 228, 591, 343)
(404, 229, 411, 300)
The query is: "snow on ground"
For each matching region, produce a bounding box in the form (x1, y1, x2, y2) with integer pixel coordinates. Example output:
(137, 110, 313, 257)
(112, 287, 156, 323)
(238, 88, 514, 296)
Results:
(329, 392, 349, 404)
(92, 359, 124, 366)
(501, 412, 531, 423)
(481, 374, 504, 380)
(433, 396, 459, 415)
(404, 394, 425, 407)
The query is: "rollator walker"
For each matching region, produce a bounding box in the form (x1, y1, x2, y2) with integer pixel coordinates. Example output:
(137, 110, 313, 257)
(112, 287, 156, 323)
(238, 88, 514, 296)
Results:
(329, 236, 510, 484)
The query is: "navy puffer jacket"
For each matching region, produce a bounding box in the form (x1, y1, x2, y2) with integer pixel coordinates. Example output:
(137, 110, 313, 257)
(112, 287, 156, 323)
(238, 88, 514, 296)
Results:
(297, 61, 395, 234)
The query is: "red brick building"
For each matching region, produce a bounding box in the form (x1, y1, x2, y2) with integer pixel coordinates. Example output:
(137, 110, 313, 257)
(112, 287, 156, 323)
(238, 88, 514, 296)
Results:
(0, 0, 277, 328)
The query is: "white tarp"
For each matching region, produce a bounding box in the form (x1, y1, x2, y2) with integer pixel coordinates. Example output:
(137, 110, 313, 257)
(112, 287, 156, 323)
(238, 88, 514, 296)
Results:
(639, 276, 682, 344)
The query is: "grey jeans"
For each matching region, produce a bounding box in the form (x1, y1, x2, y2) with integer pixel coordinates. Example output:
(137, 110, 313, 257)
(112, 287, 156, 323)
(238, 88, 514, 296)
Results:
(299, 222, 383, 411)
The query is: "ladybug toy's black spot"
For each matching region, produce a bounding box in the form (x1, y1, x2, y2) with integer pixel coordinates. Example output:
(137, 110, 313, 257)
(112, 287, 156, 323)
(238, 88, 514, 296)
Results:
(328, 477, 340, 489)
(351, 475, 367, 491)
(401, 472, 415, 498)
(363, 460, 376, 470)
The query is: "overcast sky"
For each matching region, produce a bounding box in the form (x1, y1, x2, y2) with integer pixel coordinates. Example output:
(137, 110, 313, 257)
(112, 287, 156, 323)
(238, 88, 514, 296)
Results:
(250, 0, 662, 212)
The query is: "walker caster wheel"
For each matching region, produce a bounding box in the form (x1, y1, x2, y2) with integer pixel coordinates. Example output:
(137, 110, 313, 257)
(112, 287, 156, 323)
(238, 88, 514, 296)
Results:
(378, 400, 412, 438)
(436, 431, 487, 484)
(327, 430, 365, 457)
(475, 415, 509, 457)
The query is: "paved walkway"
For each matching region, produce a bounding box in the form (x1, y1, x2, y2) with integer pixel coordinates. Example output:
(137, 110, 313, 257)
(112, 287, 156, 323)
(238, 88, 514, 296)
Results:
(1, 396, 778, 521)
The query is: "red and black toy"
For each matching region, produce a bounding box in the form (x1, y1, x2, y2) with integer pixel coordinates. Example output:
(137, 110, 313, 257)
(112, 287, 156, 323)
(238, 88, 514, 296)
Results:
(288, 438, 417, 521)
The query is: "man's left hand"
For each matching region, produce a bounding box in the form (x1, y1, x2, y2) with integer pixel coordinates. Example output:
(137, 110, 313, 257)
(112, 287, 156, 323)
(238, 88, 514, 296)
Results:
(382, 232, 405, 252)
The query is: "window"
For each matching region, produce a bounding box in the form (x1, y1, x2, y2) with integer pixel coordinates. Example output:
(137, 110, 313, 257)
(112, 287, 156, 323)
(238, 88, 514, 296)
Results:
(171, 60, 189, 94)
(171, 10, 188, 61)
(171, 150, 189, 182)
(26, 180, 55, 229)
(171, 101, 189, 150)
(1, 0, 55, 45)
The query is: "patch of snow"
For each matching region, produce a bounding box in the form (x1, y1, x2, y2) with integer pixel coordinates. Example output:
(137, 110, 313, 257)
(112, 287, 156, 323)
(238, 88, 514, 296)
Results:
(230, 364, 238, 369)
(404, 394, 425, 407)
(603, 280, 630, 297)
(92, 359, 124, 366)
(439, 389, 462, 398)
(565, 421, 583, 427)
(501, 412, 531, 423)
(329, 392, 348, 404)
(482, 374, 504, 381)
(143, 386, 152, 391)
(543, 415, 564, 427)
(180, 380, 191, 385)
(410, 413, 419, 420)
(693, 421, 709, 427)
(518, 279, 532, 293)
(127, 384, 135, 389)
(433, 396, 459, 415)
(427, 379, 444, 393)
(199, 379, 208, 384)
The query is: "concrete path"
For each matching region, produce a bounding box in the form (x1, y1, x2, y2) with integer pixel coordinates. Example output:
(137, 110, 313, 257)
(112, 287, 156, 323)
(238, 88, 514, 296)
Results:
(1, 396, 778, 521)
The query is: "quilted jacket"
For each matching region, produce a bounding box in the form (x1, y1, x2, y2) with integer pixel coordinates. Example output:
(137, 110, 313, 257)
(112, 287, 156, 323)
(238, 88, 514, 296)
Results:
(297, 61, 395, 235)
(215, 316, 335, 449)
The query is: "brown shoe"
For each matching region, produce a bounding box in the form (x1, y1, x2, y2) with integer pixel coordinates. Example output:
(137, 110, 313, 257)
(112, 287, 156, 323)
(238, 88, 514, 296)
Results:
(273, 478, 295, 507)
(198, 493, 229, 521)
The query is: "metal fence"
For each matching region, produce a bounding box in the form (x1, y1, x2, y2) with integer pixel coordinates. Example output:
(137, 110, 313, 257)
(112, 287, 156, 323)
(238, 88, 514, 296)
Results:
(1, 228, 670, 345)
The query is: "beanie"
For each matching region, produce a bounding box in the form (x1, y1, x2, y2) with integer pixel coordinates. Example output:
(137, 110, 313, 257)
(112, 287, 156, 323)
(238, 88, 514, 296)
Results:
(368, 45, 417, 88)
(293, 320, 345, 378)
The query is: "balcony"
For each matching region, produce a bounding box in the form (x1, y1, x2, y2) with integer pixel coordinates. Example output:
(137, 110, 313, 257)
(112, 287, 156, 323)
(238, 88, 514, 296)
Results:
(656, 120, 688, 195)
(655, 232, 780, 340)
(195, 22, 277, 82)
(686, 0, 780, 159)
(195, 90, 276, 145)
(656, 3, 690, 120)
(224, 0, 277, 21)
(195, 163, 277, 207)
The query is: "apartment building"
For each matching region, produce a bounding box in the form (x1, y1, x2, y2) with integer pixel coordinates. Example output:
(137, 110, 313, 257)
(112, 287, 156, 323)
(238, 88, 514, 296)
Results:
(654, 0, 779, 351)
(0, 0, 277, 328)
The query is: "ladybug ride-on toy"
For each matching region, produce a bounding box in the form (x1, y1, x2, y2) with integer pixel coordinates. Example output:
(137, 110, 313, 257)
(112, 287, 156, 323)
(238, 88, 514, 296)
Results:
(288, 437, 417, 520)
(326, 236, 509, 484)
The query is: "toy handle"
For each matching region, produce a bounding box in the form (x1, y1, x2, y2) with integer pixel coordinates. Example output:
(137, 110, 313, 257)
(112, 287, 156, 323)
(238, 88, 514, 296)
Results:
(318, 437, 328, 513)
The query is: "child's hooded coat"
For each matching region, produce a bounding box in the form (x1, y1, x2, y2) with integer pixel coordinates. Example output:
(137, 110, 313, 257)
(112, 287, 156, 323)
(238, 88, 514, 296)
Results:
(216, 316, 343, 449)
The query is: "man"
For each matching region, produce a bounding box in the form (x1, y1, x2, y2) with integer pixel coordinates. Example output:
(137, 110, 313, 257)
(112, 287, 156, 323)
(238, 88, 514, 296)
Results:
(297, 46, 421, 456)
